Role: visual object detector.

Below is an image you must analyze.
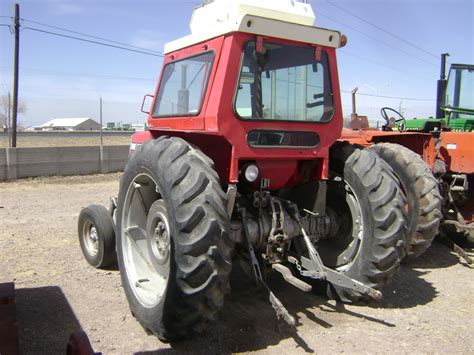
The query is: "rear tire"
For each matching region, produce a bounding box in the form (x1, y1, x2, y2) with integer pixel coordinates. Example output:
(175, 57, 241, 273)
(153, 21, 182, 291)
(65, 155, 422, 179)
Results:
(319, 143, 407, 302)
(78, 205, 116, 269)
(116, 136, 232, 341)
(371, 143, 442, 259)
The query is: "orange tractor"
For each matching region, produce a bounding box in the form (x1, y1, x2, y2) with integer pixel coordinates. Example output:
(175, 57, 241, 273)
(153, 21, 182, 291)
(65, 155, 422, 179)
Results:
(341, 53, 474, 259)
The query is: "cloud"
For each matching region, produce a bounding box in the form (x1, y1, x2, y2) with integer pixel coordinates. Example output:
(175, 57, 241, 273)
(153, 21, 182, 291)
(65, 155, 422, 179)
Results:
(43, 0, 85, 15)
(129, 29, 168, 52)
(55, 3, 84, 15)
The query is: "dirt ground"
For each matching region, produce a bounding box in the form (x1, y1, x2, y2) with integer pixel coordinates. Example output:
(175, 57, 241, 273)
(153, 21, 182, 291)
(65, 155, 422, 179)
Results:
(0, 173, 473, 354)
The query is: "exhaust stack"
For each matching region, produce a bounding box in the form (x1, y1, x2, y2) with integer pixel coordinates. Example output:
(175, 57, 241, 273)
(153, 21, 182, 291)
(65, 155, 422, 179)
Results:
(436, 53, 449, 118)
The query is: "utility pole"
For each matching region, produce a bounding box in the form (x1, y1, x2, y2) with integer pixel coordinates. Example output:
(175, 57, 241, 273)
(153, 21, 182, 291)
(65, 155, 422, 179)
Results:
(11, 3, 20, 148)
(99, 96, 103, 147)
(99, 95, 104, 173)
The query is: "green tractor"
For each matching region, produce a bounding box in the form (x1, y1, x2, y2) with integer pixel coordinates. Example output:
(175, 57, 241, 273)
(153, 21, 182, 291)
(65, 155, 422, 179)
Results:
(399, 53, 474, 132)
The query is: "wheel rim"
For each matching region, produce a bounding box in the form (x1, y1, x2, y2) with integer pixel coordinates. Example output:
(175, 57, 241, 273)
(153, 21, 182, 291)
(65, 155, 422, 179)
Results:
(82, 221, 99, 256)
(121, 173, 170, 308)
(318, 175, 364, 271)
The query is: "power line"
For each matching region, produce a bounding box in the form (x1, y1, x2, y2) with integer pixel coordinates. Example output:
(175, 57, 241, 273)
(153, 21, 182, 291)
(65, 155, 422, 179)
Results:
(23, 26, 164, 57)
(0, 66, 156, 82)
(317, 10, 438, 67)
(342, 50, 433, 80)
(325, 0, 439, 60)
(3, 66, 433, 102)
(343, 90, 435, 102)
(20, 18, 163, 56)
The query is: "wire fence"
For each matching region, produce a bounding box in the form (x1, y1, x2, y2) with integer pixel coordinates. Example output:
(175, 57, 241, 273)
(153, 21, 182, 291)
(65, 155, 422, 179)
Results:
(0, 94, 148, 148)
(0, 89, 437, 148)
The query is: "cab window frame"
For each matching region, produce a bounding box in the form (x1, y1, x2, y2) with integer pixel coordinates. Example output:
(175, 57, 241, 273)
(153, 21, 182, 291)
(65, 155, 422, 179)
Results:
(152, 50, 215, 118)
(232, 40, 335, 124)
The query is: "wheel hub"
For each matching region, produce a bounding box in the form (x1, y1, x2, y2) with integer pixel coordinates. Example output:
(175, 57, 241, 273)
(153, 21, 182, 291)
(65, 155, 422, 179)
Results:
(83, 222, 99, 256)
(90, 226, 99, 243)
(151, 219, 170, 262)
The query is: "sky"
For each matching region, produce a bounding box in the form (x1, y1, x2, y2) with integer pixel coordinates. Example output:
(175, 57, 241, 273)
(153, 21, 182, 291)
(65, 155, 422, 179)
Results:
(0, 0, 473, 127)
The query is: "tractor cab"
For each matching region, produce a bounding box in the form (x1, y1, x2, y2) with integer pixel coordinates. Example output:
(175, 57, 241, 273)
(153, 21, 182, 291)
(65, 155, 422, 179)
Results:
(443, 63, 474, 131)
(135, 0, 346, 188)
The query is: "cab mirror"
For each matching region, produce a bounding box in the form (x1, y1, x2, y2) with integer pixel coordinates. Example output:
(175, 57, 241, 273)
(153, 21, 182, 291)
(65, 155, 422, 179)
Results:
(141, 94, 154, 114)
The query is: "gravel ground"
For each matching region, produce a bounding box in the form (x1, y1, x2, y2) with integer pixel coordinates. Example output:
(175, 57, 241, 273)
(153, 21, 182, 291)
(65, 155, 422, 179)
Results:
(0, 173, 473, 354)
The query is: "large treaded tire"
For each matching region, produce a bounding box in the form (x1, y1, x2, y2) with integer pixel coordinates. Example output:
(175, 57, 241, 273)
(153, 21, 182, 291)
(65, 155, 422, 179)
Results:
(371, 143, 442, 259)
(324, 143, 407, 302)
(116, 136, 233, 341)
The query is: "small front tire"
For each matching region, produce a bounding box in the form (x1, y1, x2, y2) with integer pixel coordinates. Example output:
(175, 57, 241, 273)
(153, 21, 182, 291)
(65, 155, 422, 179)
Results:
(78, 205, 117, 269)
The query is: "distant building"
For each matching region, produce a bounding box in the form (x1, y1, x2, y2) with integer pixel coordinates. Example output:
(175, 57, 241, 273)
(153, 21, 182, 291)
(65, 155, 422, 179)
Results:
(131, 123, 148, 132)
(40, 118, 101, 131)
(105, 122, 144, 131)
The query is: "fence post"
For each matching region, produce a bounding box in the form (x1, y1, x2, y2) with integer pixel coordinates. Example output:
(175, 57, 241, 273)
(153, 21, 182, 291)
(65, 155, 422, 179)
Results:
(100, 146, 109, 173)
(6, 148, 18, 180)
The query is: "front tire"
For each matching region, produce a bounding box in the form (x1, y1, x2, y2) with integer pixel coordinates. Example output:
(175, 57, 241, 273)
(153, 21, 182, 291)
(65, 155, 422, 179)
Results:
(319, 143, 407, 302)
(78, 204, 116, 269)
(370, 143, 442, 259)
(116, 137, 232, 341)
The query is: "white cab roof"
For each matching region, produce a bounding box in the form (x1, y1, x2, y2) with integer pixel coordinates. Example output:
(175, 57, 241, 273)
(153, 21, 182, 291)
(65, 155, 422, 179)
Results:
(164, 0, 342, 54)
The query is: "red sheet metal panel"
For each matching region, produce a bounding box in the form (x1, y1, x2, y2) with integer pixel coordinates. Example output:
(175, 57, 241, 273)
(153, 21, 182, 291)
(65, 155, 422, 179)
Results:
(0, 282, 19, 355)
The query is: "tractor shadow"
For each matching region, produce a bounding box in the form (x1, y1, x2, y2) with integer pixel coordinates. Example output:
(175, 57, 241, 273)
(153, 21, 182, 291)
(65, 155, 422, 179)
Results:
(407, 239, 464, 270)
(365, 241, 461, 310)
(139, 242, 453, 354)
(139, 269, 324, 354)
(15, 286, 84, 353)
(140, 271, 404, 354)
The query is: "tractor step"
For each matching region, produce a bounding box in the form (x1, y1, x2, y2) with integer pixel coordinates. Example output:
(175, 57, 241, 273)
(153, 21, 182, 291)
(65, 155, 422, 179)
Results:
(272, 263, 312, 292)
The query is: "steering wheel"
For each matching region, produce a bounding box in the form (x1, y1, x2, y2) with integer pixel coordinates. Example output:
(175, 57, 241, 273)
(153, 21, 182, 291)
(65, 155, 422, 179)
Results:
(380, 107, 406, 131)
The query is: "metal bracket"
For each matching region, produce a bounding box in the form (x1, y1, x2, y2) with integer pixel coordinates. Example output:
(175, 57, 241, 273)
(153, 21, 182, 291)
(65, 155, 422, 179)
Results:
(290, 204, 382, 301)
(269, 198, 287, 243)
(314, 45, 322, 61)
(239, 207, 263, 285)
(256, 35, 265, 54)
(226, 184, 237, 218)
(238, 206, 296, 327)
(272, 263, 312, 292)
(109, 196, 118, 218)
(312, 180, 327, 217)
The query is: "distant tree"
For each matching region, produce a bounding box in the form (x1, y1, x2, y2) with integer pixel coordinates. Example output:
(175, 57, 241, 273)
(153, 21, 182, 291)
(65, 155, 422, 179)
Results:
(0, 94, 27, 131)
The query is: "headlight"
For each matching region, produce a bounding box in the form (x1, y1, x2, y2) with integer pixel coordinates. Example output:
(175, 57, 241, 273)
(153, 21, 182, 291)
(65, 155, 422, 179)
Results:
(244, 164, 259, 182)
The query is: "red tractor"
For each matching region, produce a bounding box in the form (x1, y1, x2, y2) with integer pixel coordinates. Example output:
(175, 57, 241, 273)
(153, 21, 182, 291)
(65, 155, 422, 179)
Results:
(78, 0, 408, 341)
